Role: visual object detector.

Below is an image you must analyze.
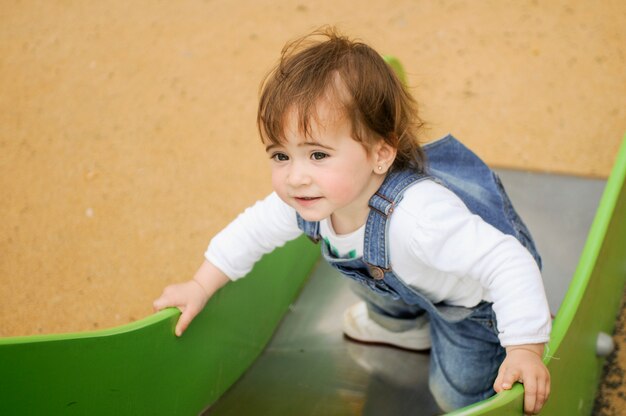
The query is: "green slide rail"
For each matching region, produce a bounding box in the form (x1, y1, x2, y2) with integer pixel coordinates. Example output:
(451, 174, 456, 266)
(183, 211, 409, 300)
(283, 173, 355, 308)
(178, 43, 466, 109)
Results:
(0, 236, 320, 414)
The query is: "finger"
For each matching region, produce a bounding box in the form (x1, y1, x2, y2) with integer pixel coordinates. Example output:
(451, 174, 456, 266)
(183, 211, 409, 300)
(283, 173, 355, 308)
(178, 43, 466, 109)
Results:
(153, 287, 184, 311)
(500, 368, 521, 390)
(153, 294, 178, 311)
(533, 385, 547, 414)
(175, 306, 197, 337)
(153, 296, 167, 311)
(522, 377, 538, 414)
(532, 376, 550, 414)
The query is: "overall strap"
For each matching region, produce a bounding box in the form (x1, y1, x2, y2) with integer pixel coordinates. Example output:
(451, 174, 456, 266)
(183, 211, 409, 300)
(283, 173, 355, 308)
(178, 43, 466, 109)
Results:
(422, 134, 516, 236)
(363, 169, 430, 272)
(296, 212, 321, 243)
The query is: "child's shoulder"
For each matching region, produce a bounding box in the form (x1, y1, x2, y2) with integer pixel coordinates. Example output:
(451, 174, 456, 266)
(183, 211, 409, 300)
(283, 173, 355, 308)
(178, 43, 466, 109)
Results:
(401, 178, 464, 209)
(387, 179, 474, 249)
(391, 178, 471, 228)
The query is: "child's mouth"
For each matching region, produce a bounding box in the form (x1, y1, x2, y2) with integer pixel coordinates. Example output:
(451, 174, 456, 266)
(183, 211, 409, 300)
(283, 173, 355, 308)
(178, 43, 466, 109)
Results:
(295, 196, 321, 205)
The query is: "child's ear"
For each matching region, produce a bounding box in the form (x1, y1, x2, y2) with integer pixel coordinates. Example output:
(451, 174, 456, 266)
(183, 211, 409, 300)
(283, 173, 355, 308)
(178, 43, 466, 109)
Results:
(372, 140, 397, 174)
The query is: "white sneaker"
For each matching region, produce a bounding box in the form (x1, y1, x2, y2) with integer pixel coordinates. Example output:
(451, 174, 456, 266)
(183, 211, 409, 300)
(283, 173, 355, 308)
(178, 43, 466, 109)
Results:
(342, 302, 431, 351)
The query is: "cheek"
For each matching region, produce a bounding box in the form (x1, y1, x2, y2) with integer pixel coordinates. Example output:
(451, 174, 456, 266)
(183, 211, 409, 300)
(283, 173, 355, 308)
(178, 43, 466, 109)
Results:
(270, 168, 286, 194)
(323, 156, 374, 200)
(319, 171, 358, 199)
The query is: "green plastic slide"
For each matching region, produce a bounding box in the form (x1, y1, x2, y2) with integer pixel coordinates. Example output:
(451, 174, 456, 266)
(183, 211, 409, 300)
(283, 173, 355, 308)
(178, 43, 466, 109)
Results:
(0, 236, 320, 414)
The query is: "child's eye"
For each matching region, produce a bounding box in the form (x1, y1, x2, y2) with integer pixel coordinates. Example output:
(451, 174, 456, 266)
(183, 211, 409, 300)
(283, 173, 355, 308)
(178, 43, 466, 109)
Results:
(311, 152, 328, 161)
(271, 152, 289, 162)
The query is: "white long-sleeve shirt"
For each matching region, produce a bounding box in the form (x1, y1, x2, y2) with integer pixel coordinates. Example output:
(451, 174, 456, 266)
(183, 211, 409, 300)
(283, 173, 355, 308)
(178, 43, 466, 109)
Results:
(206, 179, 551, 347)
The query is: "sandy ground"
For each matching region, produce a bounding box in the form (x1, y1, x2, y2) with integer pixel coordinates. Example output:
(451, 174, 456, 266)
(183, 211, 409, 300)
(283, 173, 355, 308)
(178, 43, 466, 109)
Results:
(1, 0, 625, 412)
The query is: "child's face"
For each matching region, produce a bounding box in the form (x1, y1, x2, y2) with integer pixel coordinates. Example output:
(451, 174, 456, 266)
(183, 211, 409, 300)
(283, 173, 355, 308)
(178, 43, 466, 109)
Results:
(265, 100, 385, 232)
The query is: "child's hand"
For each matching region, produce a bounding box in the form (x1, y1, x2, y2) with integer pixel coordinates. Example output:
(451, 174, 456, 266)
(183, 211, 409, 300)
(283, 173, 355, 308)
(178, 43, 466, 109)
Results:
(493, 344, 550, 415)
(153, 279, 211, 336)
(153, 260, 230, 336)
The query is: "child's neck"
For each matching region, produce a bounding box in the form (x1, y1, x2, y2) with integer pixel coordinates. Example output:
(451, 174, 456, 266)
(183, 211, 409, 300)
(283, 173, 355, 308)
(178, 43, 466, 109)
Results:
(330, 209, 369, 235)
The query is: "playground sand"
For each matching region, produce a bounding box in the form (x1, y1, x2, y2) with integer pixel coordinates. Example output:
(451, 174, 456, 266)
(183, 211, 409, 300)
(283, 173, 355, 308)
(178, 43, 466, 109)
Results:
(2, 0, 625, 412)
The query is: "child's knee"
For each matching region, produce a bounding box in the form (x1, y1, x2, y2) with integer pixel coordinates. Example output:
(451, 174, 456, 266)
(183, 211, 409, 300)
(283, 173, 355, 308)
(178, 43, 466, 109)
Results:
(428, 360, 497, 412)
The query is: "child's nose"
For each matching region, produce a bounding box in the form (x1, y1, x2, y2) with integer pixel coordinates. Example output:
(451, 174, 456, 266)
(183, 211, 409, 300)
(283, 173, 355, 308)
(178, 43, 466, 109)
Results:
(287, 162, 312, 187)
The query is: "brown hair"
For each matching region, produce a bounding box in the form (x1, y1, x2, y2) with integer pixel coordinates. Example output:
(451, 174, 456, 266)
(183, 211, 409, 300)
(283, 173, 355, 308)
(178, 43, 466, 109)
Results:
(257, 26, 426, 172)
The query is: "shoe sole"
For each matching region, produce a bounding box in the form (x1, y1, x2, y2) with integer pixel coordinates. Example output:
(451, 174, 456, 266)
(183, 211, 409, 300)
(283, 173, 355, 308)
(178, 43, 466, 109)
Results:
(343, 333, 431, 353)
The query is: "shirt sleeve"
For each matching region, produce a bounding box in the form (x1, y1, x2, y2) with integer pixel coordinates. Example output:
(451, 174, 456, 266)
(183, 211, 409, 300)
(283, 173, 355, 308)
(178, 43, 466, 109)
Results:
(404, 182, 551, 347)
(205, 192, 303, 280)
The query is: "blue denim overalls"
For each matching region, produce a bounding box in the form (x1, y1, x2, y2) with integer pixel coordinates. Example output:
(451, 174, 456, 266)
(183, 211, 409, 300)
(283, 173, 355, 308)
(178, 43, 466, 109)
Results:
(297, 134, 542, 411)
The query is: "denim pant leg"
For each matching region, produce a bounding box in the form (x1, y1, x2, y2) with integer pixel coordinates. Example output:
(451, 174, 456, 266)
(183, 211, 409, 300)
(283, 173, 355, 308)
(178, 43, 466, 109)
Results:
(348, 281, 427, 332)
(428, 302, 506, 412)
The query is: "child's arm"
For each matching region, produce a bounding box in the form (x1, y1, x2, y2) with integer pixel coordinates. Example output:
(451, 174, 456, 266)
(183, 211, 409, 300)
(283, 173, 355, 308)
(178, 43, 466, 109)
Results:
(493, 343, 550, 415)
(393, 182, 551, 413)
(153, 192, 303, 336)
(153, 260, 230, 336)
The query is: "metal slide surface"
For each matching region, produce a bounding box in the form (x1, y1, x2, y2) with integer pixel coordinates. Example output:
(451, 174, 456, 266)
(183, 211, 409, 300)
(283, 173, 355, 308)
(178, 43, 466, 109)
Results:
(205, 168, 607, 415)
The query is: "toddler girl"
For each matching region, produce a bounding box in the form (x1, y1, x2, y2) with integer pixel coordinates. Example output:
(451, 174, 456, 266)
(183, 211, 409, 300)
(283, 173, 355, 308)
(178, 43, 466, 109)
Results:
(153, 27, 551, 414)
